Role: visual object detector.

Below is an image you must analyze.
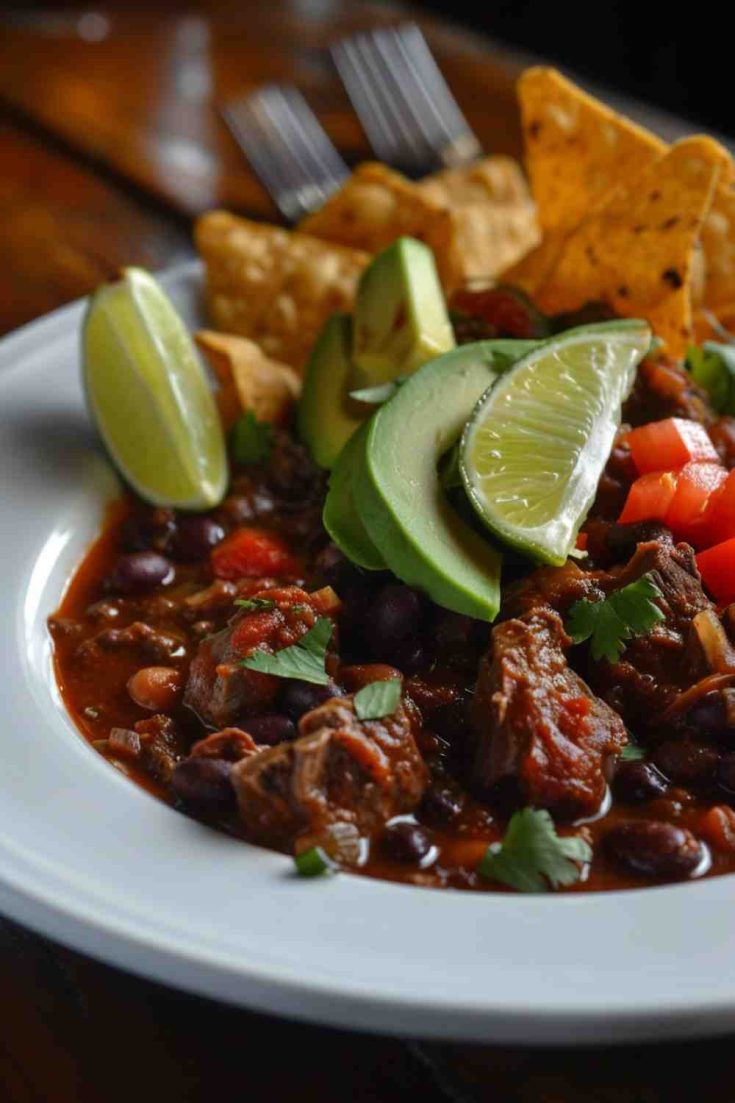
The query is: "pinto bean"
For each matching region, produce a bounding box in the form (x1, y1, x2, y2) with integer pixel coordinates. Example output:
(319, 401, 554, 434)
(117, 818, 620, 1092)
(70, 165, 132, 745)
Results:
(127, 666, 183, 712)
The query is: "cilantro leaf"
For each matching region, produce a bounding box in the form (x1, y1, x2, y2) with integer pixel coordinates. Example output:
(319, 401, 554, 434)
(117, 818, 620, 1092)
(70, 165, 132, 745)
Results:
(620, 742, 646, 761)
(354, 678, 402, 721)
(234, 597, 276, 611)
(565, 573, 665, 663)
(241, 617, 333, 685)
(687, 342, 735, 414)
(478, 808, 591, 893)
(230, 411, 273, 465)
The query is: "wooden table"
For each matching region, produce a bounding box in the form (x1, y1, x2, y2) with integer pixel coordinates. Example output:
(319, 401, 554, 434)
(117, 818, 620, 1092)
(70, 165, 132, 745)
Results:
(1, 5, 734, 1100)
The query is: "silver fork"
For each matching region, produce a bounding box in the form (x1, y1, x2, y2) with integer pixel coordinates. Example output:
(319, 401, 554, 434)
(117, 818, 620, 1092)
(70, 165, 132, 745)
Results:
(221, 84, 350, 221)
(331, 23, 482, 177)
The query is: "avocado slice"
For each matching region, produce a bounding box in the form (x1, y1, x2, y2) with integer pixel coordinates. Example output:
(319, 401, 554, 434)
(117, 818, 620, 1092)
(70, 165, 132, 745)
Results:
(323, 421, 385, 571)
(298, 313, 365, 469)
(354, 340, 540, 620)
(352, 238, 455, 389)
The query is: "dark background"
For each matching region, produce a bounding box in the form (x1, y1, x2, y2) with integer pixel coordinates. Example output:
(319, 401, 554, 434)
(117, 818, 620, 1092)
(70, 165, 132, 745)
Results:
(4, 0, 727, 138)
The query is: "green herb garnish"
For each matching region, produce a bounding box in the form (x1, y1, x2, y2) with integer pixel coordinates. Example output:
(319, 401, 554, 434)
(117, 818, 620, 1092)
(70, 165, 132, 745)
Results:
(353, 678, 402, 721)
(230, 411, 273, 465)
(620, 741, 646, 761)
(687, 342, 735, 414)
(241, 616, 333, 685)
(234, 597, 276, 612)
(294, 846, 335, 877)
(565, 573, 665, 664)
(478, 808, 591, 893)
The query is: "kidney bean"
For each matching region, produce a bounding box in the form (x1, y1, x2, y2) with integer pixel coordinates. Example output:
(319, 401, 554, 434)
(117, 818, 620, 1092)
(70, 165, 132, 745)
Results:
(367, 584, 422, 655)
(280, 679, 339, 721)
(381, 821, 432, 863)
(244, 713, 296, 745)
(717, 753, 735, 793)
(389, 639, 427, 675)
(433, 611, 473, 648)
(604, 820, 704, 879)
(109, 551, 174, 594)
(652, 740, 720, 784)
(431, 698, 470, 743)
(170, 515, 226, 562)
(687, 694, 731, 740)
(170, 757, 235, 814)
(613, 760, 669, 804)
(127, 666, 183, 712)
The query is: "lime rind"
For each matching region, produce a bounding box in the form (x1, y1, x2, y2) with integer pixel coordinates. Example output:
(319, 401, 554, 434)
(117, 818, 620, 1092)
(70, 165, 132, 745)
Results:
(460, 320, 651, 565)
(83, 268, 227, 510)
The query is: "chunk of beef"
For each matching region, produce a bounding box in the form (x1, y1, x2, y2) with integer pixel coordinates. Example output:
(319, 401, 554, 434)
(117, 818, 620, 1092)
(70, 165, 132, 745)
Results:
(624, 357, 714, 427)
(471, 609, 627, 818)
(75, 621, 185, 663)
(231, 696, 428, 851)
(591, 540, 713, 733)
(184, 586, 337, 729)
(502, 560, 602, 621)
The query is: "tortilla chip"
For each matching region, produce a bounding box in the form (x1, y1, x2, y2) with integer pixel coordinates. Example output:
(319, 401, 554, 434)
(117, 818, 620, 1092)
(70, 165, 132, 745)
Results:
(195, 211, 368, 371)
(497, 231, 568, 298)
(298, 161, 449, 260)
(196, 330, 300, 430)
(519, 68, 668, 235)
(693, 301, 735, 344)
(701, 183, 735, 311)
(535, 137, 726, 358)
(419, 155, 533, 208)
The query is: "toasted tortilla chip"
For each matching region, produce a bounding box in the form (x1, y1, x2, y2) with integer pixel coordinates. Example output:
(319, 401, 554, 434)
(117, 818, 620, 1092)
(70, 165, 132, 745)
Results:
(701, 184, 735, 311)
(196, 330, 300, 430)
(535, 137, 726, 358)
(693, 301, 735, 344)
(419, 155, 533, 208)
(497, 232, 568, 298)
(519, 67, 668, 234)
(298, 161, 449, 262)
(195, 211, 368, 371)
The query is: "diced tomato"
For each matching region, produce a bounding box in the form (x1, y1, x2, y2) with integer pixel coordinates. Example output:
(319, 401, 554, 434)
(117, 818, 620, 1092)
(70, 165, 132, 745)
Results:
(618, 471, 679, 525)
(696, 538, 735, 603)
(664, 462, 726, 545)
(211, 526, 301, 580)
(575, 532, 589, 551)
(702, 468, 735, 546)
(626, 417, 719, 475)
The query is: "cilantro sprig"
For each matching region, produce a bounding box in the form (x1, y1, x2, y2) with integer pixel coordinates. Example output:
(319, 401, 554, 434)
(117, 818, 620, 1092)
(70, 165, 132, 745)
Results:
(234, 597, 276, 612)
(354, 678, 402, 721)
(241, 617, 333, 685)
(565, 573, 665, 664)
(479, 808, 591, 893)
(229, 411, 273, 465)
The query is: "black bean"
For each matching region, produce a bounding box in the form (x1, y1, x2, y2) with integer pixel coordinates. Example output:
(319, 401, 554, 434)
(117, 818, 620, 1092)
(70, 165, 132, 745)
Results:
(718, 753, 735, 793)
(108, 551, 174, 594)
(687, 693, 732, 740)
(431, 698, 469, 743)
(244, 713, 296, 745)
(122, 507, 177, 553)
(381, 821, 432, 863)
(368, 584, 422, 655)
(418, 785, 464, 825)
(170, 757, 235, 814)
(280, 679, 339, 721)
(613, 760, 669, 804)
(389, 638, 427, 675)
(653, 740, 720, 784)
(169, 515, 225, 562)
(604, 820, 704, 879)
(434, 611, 473, 648)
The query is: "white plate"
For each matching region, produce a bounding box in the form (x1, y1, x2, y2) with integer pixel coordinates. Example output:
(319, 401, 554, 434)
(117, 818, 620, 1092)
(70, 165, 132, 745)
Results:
(2, 261, 735, 1046)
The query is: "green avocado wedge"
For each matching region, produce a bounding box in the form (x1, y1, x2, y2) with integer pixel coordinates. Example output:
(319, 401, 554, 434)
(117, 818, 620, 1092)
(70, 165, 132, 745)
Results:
(298, 313, 365, 469)
(352, 238, 455, 389)
(323, 422, 386, 571)
(354, 340, 540, 620)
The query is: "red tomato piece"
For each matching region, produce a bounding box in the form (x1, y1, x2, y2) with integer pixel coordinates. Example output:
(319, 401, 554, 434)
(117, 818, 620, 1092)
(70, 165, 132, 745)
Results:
(626, 418, 718, 475)
(575, 532, 589, 551)
(211, 527, 301, 580)
(618, 471, 679, 525)
(702, 468, 735, 547)
(664, 462, 726, 545)
(696, 538, 735, 603)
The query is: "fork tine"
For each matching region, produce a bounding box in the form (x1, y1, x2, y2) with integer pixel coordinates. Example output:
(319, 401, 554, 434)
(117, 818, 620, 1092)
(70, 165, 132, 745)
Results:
(332, 23, 481, 173)
(222, 85, 349, 221)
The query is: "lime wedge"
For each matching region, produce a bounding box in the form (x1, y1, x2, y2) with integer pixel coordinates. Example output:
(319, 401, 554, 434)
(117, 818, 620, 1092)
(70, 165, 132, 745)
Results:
(460, 321, 651, 565)
(82, 267, 227, 510)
